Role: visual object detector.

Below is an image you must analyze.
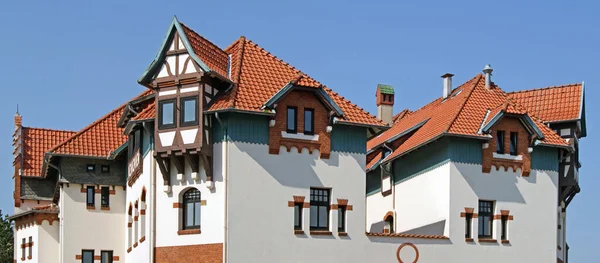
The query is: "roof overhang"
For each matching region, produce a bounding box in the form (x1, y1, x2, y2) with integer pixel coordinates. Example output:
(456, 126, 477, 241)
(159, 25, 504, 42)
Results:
(481, 111, 545, 140)
(117, 93, 155, 128)
(367, 118, 429, 152)
(8, 209, 58, 221)
(262, 82, 345, 117)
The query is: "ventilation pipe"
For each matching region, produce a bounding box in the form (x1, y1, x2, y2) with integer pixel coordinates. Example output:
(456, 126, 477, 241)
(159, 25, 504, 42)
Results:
(441, 73, 454, 99)
(483, 64, 493, 89)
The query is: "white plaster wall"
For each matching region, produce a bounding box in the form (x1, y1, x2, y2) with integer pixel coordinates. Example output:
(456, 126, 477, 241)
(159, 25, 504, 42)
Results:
(154, 143, 224, 247)
(14, 224, 38, 262)
(60, 184, 126, 263)
(366, 191, 393, 232)
(38, 220, 59, 263)
(449, 162, 559, 263)
(125, 152, 153, 263)
(393, 163, 450, 236)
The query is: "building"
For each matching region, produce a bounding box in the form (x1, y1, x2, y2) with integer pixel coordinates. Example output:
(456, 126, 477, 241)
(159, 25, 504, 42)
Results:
(8, 17, 585, 263)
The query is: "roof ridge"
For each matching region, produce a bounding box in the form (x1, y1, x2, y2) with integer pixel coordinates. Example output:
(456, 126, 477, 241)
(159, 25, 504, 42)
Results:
(224, 36, 245, 53)
(179, 22, 227, 56)
(23, 127, 77, 133)
(227, 36, 246, 109)
(507, 83, 582, 95)
(446, 74, 484, 133)
(244, 38, 307, 79)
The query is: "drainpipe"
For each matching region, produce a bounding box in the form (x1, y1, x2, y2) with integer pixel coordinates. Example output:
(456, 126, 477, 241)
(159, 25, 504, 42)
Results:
(45, 159, 63, 263)
(215, 113, 228, 263)
(143, 122, 156, 263)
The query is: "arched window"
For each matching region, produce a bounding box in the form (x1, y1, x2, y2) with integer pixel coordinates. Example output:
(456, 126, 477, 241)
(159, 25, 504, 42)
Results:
(127, 203, 133, 248)
(140, 187, 147, 240)
(183, 188, 201, 230)
(384, 212, 394, 234)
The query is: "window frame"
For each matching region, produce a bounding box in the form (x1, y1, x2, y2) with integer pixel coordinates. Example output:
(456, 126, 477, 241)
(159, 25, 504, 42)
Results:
(496, 130, 505, 154)
(337, 206, 346, 233)
(385, 215, 394, 233)
(478, 200, 494, 238)
(286, 106, 298, 134)
(101, 187, 110, 208)
(182, 188, 201, 230)
(509, 132, 518, 155)
(309, 188, 331, 231)
(501, 215, 508, 240)
(21, 238, 25, 259)
(158, 99, 177, 130)
(180, 96, 199, 127)
(465, 213, 472, 238)
(86, 186, 95, 207)
(28, 236, 32, 258)
(81, 250, 94, 263)
(86, 164, 95, 172)
(303, 108, 314, 135)
(294, 202, 302, 230)
(101, 165, 110, 173)
(100, 250, 113, 263)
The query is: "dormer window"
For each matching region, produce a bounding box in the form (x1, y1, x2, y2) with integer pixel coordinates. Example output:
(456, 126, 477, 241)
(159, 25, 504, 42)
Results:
(304, 109, 314, 135)
(86, 164, 95, 172)
(496, 130, 505, 154)
(181, 96, 198, 126)
(510, 132, 518, 155)
(158, 99, 176, 129)
(287, 106, 297, 133)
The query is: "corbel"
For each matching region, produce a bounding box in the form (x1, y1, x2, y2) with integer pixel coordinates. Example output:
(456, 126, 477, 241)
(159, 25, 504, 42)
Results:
(173, 156, 185, 181)
(155, 155, 171, 192)
(184, 153, 200, 181)
(200, 154, 214, 189)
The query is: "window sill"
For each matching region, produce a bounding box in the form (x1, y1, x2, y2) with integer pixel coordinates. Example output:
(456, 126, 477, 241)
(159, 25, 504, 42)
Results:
(465, 238, 474, 242)
(21, 257, 25, 261)
(281, 131, 319, 141)
(294, 230, 305, 235)
(101, 206, 110, 211)
(140, 236, 146, 243)
(478, 238, 497, 243)
(501, 240, 510, 244)
(338, 232, 348, 236)
(127, 247, 132, 253)
(27, 256, 32, 260)
(178, 229, 201, 235)
(310, 230, 332, 236)
(133, 242, 138, 248)
(86, 205, 95, 210)
(493, 152, 523, 161)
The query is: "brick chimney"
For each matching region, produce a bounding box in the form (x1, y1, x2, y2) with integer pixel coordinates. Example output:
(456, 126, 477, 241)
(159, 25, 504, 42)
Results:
(13, 112, 23, 207)
(376, 84, 394, 125)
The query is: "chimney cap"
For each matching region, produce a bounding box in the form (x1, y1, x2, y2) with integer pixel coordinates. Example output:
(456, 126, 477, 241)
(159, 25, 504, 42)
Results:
(483, 64, 493, 74)
(441, 73, 454, 78)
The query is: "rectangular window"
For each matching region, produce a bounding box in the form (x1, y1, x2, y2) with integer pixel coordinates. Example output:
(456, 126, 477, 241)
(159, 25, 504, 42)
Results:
(21, 238, 25, 259)
(181, 96, 199, 126)
(478, 200, 494, 238)
(309, 188, 330, 231)
(287, 107, 297, 133)
(86, 186, 95, 207)
(158, 99, 176, 129)
(86, 164, 95, 172)
(101, 251, 113, 263)
(496, 130, 505, 154)
(294, 203, 302, 230)
(101, 165, 110, 173)
(101, 187, 110, 208)
(501, 215, 508, 240)
(82, 250, 94, 263)
(304, 109, 314, 135)
(465, 213, 472, 238)
(28, 236, 32, 258)
(510, 132, 518, 155)
(338, 206, 346, 232)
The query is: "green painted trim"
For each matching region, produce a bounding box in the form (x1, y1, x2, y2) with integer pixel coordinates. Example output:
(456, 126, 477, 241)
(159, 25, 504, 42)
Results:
(366, 168, 382, 197)
(263, 82, 294, 108)
(331, 125, 367, 154)
(213, 113, 269, 144)
(531, 147, 559, 171)
(580, 82, 587, 137)
(110, 142, 128, 159)
(316, 88, 344, 116)
(378, 84, 394, 94)
(262, 83, 344, 116)
(522, 114, 545, 139)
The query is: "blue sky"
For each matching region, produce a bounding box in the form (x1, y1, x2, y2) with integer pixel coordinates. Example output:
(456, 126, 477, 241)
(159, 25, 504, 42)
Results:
(0, 0, 597, 260)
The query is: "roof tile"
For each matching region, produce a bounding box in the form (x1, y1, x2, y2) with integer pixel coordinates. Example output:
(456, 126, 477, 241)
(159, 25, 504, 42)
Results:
(18, 127, 75, 177)
(180, 23, 229, 77)
(508, 84, 583, 122)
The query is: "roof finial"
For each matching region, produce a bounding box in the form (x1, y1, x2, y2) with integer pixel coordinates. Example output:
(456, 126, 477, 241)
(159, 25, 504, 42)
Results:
(16, 104, 20, 116)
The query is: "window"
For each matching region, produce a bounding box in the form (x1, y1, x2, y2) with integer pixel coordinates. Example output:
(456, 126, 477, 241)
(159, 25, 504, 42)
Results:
(21, 238, 25, 259)
(82, 250, 94, 263)
(294, 203, 302, 230)
(478, 201, 494, 238)
(181, 96, 198, 126)
(309, 188, 330, 231)
(183, 188, 201, 229)
(510, 132, 518, 155)
(86, 186, 95, 207)
(128, 129, 141, 159)
(158, 99, 176, 129)
(304, 109, 314, 135)
(465, 213, 472, 238)
(384, 215, 394, 233)
(286, 107, 297, 133)
(501, 215, 508, 240)
(101, 165, 110, 173)
(338, 206, 346, 232)
(101, 251, 113, 263)
(496, 131, 505, 154)
(28, 236, 32, 258)
(101, 187, 110, 208)
(86, 164, 95, 172)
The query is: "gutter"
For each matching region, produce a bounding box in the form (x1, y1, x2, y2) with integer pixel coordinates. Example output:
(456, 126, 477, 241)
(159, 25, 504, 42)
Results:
(204, 108, 275, 117)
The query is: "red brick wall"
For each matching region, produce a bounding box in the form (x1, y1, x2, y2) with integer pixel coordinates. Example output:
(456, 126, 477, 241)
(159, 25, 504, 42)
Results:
(155, 243, 222, 263)
(482, 117, 532, 176)
(269, 90, 331, 158)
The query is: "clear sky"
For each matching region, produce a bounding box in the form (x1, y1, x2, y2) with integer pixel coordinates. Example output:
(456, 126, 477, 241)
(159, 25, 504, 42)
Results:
(0, 0, 597, 260)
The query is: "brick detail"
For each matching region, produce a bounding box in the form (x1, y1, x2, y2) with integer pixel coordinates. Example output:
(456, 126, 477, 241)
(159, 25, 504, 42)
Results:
(338, 232, 348, 236)
(86, 205, 95, 210)
(14, 213, 58, 230)
(94, 255, 101, 260)
(501, 240, 510, 244)
(127, 223, 132, 228)
(346, 205, 353, 211)
(465, 238, 474, 242)
(109, 189, 116, 195)
(113, 256, 120, 261)
(500, 210, 510, 216)
(75, 255, 82, 260)
(95, 189, 101, 194)
(140, 209, 146, 215)
(293, 196, 305, 203)
(330, 204, 338, 209)
(173, 202, 182, 208)
(268, 90, 331, 159)
(294, 230, 305, 235)
(127, 247, 132, 253)
(310, 230, 332, 236)
(482, 117, 532, 176)
(303, 202, 310, 208)
(133, 242, 138, 248)
(478, 238, 497, 243)
(155, 243, 223, 263)
(101, 207, 110, 211)
(178, 229, 201, 235)
(80, 188, 86, 193)
(134, 216, 139, 222)
(140, 236, 146, 243)
(337, 199, 348, 206)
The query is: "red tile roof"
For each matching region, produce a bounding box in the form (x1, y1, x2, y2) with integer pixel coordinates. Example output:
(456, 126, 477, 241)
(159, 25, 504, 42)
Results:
(18, 127, 75, 177)
(367, 74, 571, 169)
(49, 90, 152, 157)
(180, 23, 229, 77)
(204, 34, 384, 127)
(132, 99, 156, 121)
(508, 83, 583, 123)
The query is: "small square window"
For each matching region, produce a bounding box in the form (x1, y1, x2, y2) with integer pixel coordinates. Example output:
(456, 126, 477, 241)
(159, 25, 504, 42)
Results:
(181, 96, 199, 126)
(101, 251, 113, 263)
(82, 250, 94, 263)
(101, 165, 110, 173)
(158, 99, 177, 129)
(304, 109, 314, 135)
(86, 164, 95, 172)
(287, 107, 297, 133)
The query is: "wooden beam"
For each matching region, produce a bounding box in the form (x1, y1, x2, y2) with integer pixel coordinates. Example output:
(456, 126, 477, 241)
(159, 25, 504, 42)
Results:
(200, 154, 213, 181)
(173, 156, 185, 175)
(184, 153, 199, 173)
(155, 156, 170, 186)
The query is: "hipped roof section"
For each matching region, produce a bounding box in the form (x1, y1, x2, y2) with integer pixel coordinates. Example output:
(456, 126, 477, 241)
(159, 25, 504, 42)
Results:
(367, 74, 575, 170)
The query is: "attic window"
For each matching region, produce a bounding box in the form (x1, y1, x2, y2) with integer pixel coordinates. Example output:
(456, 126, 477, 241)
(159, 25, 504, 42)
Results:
(101, 165, 110, 173)
(87, 164, 95, 172)
(453, 89, 463, 97)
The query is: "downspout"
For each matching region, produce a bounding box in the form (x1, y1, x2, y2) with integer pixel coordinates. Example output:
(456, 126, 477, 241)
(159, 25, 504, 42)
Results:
(215, 113, 228, 263)
(143, 122, 156, 263)
(45, 159, 63, 263)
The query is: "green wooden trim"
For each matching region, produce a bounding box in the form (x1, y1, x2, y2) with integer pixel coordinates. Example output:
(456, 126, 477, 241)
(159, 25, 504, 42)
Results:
(378, 84, 394, 94)
(213, 113, 269, 144)
(331, 125, 367, 154)
(531, 147, 559, 171)
(262, 83, 344, 116)
(366, 168, 382, 196)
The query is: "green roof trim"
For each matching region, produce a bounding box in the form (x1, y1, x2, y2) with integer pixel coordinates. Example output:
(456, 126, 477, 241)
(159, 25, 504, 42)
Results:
(262, 83, 345, 116)
(378, 84, 394, 95)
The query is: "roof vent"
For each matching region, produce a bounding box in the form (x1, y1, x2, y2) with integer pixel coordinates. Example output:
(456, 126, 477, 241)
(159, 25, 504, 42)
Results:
(441, 73, 454, 99)
(483, 64, 493, 89)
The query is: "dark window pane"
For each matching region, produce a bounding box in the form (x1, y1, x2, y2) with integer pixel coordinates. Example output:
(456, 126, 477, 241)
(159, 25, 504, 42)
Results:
(86, 186, 95, 205)
(183, 188, 201, 229)
(101, 251, 113, 263)
(304, 109, 314, 134)
(287, 107, 297, 133)
(309, 206, 318, 227)
(465, 214, 472, 238)
(510, 132, 518, 155)
(478, 201, 494, 237)
(194, 203, 201, 226)
(181, 97, 198, 125)
(161, 101, 174, 125)
(101, 187, 109, 207)
(501, 215, 508, 240)
(496, 131, 505, 154)
(82, 250, 94, 263)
